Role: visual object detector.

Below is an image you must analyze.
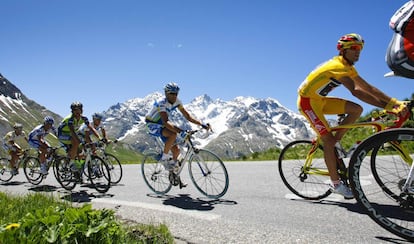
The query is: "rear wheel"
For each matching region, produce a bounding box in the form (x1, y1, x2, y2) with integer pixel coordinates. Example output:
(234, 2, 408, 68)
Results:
(141, 152, 172, 195)
(55, 157, 77, 191)
(278, 140, 332, 200)
(0, 158, 13, 182)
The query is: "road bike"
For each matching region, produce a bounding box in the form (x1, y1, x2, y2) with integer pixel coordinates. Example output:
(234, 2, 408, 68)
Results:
(0, 148, 37, 182)
(55, 142, 111, 193)
(94, 140, 123, 184)
(349, 127, 414, 241)
(23, 146, 67, 185)
(278, 104, 411, 200)
(141, 129, 229, 199)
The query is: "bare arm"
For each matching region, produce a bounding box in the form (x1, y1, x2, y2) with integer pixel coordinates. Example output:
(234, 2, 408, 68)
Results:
(178, 105, 203, 126)
(340, 75, 392, 108)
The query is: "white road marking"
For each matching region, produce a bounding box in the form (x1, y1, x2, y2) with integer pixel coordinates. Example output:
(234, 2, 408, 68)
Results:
(92, 198, 221, 221)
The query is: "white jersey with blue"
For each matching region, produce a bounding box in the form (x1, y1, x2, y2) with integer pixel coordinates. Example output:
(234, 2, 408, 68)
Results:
(145, 98, 183, 124)
(28, 124, 56, 142)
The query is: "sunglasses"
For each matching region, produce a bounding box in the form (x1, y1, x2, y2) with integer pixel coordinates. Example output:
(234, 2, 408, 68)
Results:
(167, 92, 178, 96)
(349, 45, 362, 51)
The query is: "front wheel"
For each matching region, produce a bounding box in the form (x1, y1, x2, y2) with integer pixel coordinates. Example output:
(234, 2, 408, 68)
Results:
(87, 156, 111, 193)
(141, 152, 172, 195)
(349, 129, 414, 242)
(0, 158, 13, 182)
(104, 153, 123, 184)
(278, 140, 332, 200)
(188, 149, 229, 199)
(23, 157, 43, 185)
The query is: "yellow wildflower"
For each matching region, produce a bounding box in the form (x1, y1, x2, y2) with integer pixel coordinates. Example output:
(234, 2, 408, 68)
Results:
(5, 223, 20, 230)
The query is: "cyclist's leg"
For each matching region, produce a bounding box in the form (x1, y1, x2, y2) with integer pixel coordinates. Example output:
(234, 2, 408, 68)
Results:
(327, 99, 362, 141)
(299, 96, 353, 198)
(161, 127, 178, 159)
(29, 139, 47, 175)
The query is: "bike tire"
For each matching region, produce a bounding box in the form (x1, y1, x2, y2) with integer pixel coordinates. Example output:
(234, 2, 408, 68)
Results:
(188, 149, 229, 199)
(55, 157, 77, 191)
(87, 156, 111, 193)
(0, 158, 13, 182)
(141, 151, 172, 195)
(104, 153, 123, 184)
(278, 140, 332, 200)
(349, 128, 414, 241)
(23, 156, 43, 185)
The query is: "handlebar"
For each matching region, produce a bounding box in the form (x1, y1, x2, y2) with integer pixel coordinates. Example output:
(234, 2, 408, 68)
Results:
(372, 100, 413, 129)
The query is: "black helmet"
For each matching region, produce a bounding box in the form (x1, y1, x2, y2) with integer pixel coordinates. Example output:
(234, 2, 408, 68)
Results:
(70, 101, 83, 110)
(92, 112, 103, 120)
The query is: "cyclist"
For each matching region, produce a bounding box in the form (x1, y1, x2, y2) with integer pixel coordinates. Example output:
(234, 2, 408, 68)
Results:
(386, 0, 414, 78)
(2, 123, 28, 175)
(57, 102, 99, 171)
(145, 82, 210, 174)
(297, 33, 407, 199)
(78, 112, 107, 143)
(28, 116, 57, 175)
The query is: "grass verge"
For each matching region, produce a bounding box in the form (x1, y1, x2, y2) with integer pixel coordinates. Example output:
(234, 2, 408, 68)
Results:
(0, 192, 174, 243)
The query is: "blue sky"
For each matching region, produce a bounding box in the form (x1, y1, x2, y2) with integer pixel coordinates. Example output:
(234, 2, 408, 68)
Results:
(1, 0, 412, 119)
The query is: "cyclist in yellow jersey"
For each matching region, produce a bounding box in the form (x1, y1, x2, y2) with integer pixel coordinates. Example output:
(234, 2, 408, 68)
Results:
(2, 123, 28, 175)
(58, 102, 99, 171)
(298, 33, 407, 199)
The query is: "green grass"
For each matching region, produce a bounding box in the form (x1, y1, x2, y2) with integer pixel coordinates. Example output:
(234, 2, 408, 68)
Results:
(0, 192, 174, 243)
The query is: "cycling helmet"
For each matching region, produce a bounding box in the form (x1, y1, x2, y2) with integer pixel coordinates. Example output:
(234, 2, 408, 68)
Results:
(13, 123, 23, 129)
(337, 33, 364, 51)
(70, 101, 83, 110)
(164, 82, 180, 94)
(92, 112, 103, 120)
(44, 116, 54, 125)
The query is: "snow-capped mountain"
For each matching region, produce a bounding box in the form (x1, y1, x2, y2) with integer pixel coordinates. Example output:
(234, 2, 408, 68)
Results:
(0, 74, 61, 156)
(102, 92, 314, 159)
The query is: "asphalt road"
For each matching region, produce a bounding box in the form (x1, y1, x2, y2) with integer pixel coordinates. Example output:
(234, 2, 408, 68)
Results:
(0, 161, 411, 244)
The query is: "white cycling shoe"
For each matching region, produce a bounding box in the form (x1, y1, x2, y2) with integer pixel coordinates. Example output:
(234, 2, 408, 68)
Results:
(331, 182, 354, 199)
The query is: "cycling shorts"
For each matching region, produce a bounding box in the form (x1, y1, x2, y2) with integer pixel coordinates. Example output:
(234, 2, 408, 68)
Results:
(28, 140, 50, 149)
(297, 96, 347, 136)
(146, 123, 167, 142)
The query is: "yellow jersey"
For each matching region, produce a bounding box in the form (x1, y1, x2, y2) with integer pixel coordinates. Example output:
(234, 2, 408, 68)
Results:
(298, 55, 359, 98)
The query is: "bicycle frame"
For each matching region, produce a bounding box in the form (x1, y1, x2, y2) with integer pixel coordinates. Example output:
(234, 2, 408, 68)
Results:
(153, 132, 199, 176)
(302, 115, 413, 177)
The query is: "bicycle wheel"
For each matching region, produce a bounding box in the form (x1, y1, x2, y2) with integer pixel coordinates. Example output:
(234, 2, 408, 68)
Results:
(104, 153, 123, 184)
(188, 149, 229, 199)
(349, 129, 414, 241)
(141, 152, 172, 195)
(0, 158, 13, 182)
(370, 144, 408, 201)
(87, 156, 111, 193)
(23, 157, 43, 185)
(278, 140, 332, 200)
(55, 157, 77, 191)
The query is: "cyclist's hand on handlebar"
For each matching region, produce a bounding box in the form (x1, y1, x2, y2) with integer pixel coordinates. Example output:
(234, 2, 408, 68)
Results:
(201, 123, 211, 131)
(385, 98, 408, 115)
